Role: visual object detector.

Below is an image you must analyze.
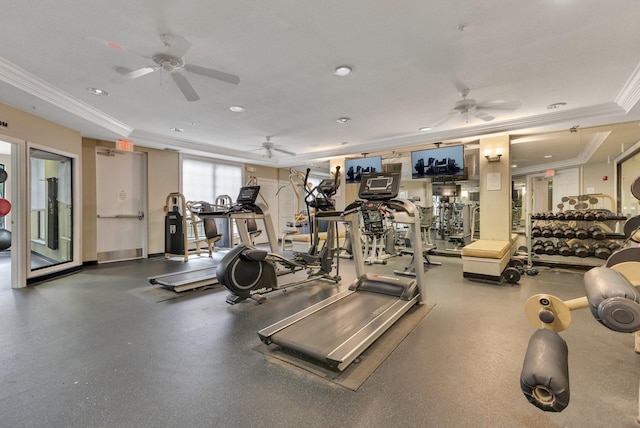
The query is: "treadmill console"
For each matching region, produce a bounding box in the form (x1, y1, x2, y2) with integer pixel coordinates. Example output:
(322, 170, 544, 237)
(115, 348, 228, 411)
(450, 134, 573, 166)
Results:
(235, 186, 260, 205)
(358, 172, 400, 201)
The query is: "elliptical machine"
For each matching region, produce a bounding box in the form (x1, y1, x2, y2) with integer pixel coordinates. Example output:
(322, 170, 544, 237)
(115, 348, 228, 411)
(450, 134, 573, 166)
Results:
(216, 167, 343, 304)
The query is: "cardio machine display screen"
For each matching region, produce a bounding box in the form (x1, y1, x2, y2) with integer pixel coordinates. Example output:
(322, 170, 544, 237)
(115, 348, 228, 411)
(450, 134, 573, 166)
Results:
(368, 178, 391, 190)
(358, 172, 400, 201)
(236, 186, 260, 204)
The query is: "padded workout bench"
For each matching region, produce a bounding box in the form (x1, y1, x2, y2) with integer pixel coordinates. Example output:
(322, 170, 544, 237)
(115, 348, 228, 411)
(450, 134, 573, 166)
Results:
(461, 239, 519, 284)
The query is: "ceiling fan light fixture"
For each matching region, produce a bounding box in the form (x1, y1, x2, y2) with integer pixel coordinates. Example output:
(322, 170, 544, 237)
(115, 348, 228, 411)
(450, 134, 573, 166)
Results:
(87, 87, 108, 96)
(337, 117, 351, 124)
(419, 127, 432, 131)
(333, 65, 352, 76)
(547, 102, 567, 109)
(170, 127, 184, 133)
(229, 105, 246, 112)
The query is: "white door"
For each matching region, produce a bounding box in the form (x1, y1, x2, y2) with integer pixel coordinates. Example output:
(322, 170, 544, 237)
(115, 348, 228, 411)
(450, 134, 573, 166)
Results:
(95, 149, 147, 262)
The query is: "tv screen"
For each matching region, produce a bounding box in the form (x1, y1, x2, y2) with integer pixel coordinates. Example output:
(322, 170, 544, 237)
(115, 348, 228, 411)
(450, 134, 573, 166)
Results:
(432, 183, 460, 197)
(345, 156, 382, 183)
(411, 145, 465, 179)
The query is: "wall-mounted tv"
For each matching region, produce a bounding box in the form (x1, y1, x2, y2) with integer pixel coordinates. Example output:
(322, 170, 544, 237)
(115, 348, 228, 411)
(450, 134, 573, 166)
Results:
(411, 145, 465, 180)
(345, 156, 382, 183)
(432, 183, 461, 197)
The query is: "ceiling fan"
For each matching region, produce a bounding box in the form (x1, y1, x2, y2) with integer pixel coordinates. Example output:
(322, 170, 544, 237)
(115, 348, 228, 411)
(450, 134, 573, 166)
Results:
(112, 33, 240, 101)
(259, 137, 296, 158)
(433, 83, 521, 127)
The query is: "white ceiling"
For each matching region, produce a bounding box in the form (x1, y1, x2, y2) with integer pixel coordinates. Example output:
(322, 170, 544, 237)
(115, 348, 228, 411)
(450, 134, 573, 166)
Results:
(1, 1, 640, 169)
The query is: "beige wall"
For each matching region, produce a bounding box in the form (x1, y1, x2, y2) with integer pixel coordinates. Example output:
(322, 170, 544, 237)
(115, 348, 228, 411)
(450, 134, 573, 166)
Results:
(245, 163, 278, 182)
(0, 103, 81, 154)
(582, 161, 616, 199)
(479, 135, 511, 241)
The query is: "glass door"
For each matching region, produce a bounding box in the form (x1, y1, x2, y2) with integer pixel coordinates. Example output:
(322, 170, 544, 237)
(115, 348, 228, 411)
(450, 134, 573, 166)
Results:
(29, 148, 73, 271)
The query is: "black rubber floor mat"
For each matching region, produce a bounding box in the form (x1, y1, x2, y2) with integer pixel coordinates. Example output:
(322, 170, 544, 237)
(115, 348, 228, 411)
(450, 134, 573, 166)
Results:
(254, 302, 435, 390)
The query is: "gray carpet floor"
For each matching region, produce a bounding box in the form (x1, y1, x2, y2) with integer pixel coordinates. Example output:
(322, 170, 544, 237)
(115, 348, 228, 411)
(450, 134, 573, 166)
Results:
(0, 253, 638, 427)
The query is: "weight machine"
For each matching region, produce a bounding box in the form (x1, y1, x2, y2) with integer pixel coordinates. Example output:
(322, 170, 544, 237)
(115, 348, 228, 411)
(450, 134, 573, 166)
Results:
(520, 176, 640, 420)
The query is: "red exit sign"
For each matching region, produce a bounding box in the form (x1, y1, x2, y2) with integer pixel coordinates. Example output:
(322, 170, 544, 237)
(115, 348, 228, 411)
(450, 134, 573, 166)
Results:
(115, 139, 134, 152)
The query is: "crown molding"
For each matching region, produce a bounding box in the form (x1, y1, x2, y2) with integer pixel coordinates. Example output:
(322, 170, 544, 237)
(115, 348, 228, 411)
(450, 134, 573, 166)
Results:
(0, 56, 133, 137)
(578, 131, 610, 163)
(616, 61, 640, 112)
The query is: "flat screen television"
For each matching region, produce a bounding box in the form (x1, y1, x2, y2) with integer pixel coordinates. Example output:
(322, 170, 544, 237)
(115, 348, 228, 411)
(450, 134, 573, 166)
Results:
(432, 183, 460, 197)
(344, 156, 382, 183)
(411, 145, 465, 179)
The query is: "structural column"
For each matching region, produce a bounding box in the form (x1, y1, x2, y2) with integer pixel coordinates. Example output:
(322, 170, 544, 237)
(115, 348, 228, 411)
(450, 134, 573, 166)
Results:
(479, 135, 511, 241)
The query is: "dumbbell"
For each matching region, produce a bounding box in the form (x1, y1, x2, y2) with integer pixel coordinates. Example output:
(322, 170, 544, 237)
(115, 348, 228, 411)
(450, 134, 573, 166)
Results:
(574, 211, 585, 220)
(583, 211, 595, 221)
(531, 226, 542, 237)
(564, 211, 576, 220)
(543, 241, 556, 255)
(555, 211, 566, 220)
(541, 227, 554, 238)
(593, 243, 612, 260)
(608, 242, 622, 252)
(574, 227, 589, 240)
(552, 227, 565, 238)
(589, 226, 606, 240)
(532, 240, 545, 254)
(557, 241, 573, 256)
(563, 227, 576, 239)
(573, 243, 590, 258)
(594, 211, 607, 222)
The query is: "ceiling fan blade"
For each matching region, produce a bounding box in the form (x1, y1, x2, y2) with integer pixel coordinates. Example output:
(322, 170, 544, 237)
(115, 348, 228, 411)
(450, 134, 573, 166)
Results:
(430, 111, 457, 128)
(274, 147, 296, 156)
(171, 72, 199, 101)
(112, 66, 157, 82)
(476, 100, 521, 110)
(163, 33, 192, 58)
(473, 111, 495, 122)
(184, 64, 240, 85)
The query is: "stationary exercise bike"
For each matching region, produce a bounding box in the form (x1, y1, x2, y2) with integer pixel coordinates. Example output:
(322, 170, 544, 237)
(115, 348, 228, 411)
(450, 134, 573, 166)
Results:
(216, 167, 343, 304)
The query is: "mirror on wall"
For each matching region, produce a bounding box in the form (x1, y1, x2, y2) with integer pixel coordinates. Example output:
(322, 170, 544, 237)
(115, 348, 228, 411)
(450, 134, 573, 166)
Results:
(29, 148, 73, 271)
(512, 176, 526, 232)
(619, 148, 640, 218)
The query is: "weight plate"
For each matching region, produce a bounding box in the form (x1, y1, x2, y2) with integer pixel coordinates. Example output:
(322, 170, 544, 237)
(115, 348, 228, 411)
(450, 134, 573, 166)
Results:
(0, 169, 6, 183)
(632, 176, 640, 200)
(503, 267, 521, 284)
(623, 216, 640, 239)
(606, 247, 640, 268)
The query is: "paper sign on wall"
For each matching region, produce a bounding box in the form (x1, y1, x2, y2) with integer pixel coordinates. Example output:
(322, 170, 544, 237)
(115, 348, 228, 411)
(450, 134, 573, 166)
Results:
(486, 172, 501, 191)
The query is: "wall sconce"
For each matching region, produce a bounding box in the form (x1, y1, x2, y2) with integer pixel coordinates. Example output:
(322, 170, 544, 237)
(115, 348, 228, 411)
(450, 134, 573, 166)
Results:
(484, 147, 503, 162)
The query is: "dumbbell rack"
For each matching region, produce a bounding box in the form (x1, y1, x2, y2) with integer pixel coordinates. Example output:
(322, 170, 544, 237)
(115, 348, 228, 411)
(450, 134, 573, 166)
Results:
(527, 213, 627, 267)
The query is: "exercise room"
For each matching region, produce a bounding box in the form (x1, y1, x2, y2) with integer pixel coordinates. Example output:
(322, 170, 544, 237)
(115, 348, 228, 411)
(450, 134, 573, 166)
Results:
(1, 2, 640, 426)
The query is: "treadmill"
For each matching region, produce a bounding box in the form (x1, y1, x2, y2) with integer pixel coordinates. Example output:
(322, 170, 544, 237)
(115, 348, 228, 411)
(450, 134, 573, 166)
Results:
(258, 172, 426, 371)
(149, 186, 279, 293)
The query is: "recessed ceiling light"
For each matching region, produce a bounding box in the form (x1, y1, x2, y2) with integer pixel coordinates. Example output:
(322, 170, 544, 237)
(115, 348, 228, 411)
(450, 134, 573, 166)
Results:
(229, 105, 246, 112)
(547, 102, 567, 109)
(336, 117, 351, 124)
(544, 155, 553, 158)
(511, 164, 518, 168)
(87, 87, 108, 96)
(333, 66, 352, 77)
(419, 127, 432, 131)
(170, 127, 184, 132)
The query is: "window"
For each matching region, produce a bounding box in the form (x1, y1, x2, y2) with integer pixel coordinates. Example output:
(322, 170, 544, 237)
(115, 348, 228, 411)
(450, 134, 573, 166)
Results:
(182, 158, 243, 203)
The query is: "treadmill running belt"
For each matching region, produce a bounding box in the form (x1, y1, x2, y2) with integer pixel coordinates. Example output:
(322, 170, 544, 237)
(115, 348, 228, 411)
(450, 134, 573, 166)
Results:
(270, 291, 401, 362)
